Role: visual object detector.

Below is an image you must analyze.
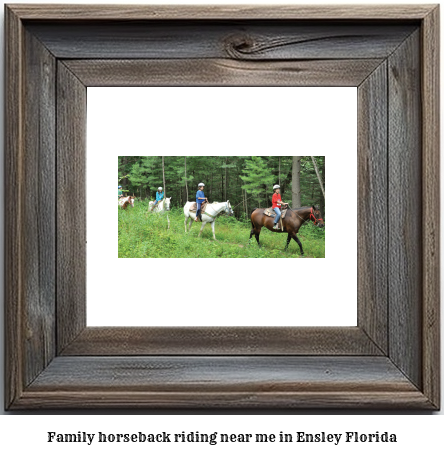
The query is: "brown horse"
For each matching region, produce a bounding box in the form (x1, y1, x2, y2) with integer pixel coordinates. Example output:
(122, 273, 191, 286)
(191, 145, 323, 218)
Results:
(249, 206, 324, 255)
(118, 195, 135, 210)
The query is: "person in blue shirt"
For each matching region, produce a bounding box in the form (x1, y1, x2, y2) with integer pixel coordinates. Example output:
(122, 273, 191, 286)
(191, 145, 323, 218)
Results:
(195, 183, 208, 221)
(150, 187, 164, 211)
(118, 185, 123, 199)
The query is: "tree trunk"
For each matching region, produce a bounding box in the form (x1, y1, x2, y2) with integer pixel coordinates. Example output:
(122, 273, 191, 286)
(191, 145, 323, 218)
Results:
(311, 156, 325, 199)
(292, 156, 301, 208)
(184, 156, 188, 201)
(320, 158, 325, 217)
(224, 156, 228, 201)
(122, 156, 129, 196)
(221, 167, 224, 201)
(162, 156, 166, 198)
(264, 184, 270, 207)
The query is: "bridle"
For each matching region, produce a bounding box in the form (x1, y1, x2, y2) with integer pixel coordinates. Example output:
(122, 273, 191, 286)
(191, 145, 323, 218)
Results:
(309, 207, 324, 225)
(224, 201, 233, 215)
(157, 198, 170, 211)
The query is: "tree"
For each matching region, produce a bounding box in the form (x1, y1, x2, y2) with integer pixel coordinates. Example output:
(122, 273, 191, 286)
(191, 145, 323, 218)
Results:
(124, 156, 162, 200)
(128, 162, 147, 198)
(120, 156, 129, 196)
(241, 157, 275, 207)
(184, 156, 188, 201)
(319, 156, 325, 217)
(292, 156, 301, 207)
(118, 155, 325, 217)
(162, 156, 166, 198)
(311, 156, 325, 199)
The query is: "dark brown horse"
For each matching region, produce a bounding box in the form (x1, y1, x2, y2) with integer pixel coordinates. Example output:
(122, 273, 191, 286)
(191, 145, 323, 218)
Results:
(249, 206, 324, 255)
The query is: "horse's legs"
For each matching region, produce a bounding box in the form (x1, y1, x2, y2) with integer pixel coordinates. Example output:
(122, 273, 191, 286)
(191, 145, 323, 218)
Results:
(198, 221, 206, 237)
(249, 220, 255, 240)
(255, 232, 261, 247)
(211, 221, 216, 240)
(184, 215, 188, 232)
(249, 220, 261, 246)
(251, 226, 261, 247)
(292, 234, 304, 255)
(285, 233, 292, 250)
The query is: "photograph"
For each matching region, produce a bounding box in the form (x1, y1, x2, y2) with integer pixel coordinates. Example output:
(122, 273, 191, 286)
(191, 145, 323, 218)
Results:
(118, 156, 325, 258)
(3, 2, 439, 414)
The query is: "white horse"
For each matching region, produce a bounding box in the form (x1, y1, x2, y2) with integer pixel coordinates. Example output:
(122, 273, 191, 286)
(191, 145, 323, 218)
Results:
(149, 197, 172, 213)
(184, 200, 233, 240)
(148, 197, 172, 229)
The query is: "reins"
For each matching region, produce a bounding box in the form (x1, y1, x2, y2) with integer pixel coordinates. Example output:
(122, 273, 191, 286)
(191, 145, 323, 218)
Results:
(286, 206, 306, 223)
(231, 195, 256, 210)
(199, 202, 228, 219)
(289, 206, 323, 225)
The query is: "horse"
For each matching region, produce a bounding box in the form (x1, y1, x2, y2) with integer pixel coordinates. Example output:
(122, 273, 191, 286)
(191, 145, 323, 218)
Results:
(249, 205, 324, 255)
(118, 195, 135, 210)
(148, 197, 172, 213)
(184, 200, 233, 240)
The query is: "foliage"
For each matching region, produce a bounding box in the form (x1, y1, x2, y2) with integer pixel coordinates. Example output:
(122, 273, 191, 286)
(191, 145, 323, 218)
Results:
(118, 156, 325, 220)
(240, 156, 275, 207)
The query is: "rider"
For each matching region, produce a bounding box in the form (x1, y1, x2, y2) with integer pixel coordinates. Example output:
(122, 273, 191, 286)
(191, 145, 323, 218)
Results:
(195, 183, 208, 222)
(118, 185, 123, 199)
(272, 184, 289, 229)
(151, 187, 164, 211)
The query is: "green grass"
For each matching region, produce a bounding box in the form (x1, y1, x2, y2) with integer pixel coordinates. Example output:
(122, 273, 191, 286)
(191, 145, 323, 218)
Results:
(118, 201, 325, 258)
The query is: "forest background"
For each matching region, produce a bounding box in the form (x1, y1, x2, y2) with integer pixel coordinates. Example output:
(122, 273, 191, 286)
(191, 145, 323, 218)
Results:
(118, 155, 325, 220)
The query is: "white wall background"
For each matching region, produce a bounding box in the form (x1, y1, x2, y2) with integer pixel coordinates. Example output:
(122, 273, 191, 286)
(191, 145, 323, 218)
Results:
(0, 0, 442, 446)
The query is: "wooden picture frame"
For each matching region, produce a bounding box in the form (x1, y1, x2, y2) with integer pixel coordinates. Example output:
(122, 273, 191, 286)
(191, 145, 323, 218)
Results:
(5, 4, 440, 409)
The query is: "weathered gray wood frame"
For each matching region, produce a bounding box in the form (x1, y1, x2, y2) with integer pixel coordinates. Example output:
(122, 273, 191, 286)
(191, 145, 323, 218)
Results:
(5, 4, 440, 409)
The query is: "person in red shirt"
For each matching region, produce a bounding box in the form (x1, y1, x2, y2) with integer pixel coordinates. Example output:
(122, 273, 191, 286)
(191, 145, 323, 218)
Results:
(272, 184, 289, 229)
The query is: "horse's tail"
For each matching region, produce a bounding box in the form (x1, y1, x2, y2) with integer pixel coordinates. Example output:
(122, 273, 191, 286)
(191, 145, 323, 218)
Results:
(250, 208, 258, 230)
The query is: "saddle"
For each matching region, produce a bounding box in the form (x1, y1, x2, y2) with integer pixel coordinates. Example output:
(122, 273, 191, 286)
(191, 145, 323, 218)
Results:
(264, 207, 287, 231)
(189, 201, 208, 212)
